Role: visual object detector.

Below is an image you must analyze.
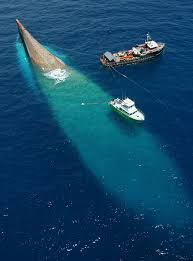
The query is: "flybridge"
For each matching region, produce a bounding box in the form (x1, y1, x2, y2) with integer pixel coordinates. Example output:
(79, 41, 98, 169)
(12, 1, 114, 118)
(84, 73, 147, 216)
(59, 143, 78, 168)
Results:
(100, 33, 165, 67)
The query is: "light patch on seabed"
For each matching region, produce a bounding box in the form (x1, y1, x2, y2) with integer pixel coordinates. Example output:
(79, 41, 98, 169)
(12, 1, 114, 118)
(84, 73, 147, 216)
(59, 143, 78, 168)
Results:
(16, 40, 192, 225)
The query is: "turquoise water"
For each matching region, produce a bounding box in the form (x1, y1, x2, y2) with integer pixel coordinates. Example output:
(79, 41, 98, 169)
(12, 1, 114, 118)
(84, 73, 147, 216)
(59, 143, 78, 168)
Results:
(17, 40, 191, 225)
(2, 1, 193, 259)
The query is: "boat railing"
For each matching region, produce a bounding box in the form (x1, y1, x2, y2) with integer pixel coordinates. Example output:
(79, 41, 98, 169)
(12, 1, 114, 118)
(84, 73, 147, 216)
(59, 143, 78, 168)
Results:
(137, 108, 145, 116)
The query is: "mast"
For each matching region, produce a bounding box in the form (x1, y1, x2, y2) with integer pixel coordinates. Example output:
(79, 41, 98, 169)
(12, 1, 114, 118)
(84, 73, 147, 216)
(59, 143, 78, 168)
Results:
(146, 32, 152, 42)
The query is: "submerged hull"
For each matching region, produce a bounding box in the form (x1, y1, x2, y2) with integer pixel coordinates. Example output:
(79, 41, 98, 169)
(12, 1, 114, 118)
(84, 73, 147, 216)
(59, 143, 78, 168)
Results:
(16, 19, 66, 73)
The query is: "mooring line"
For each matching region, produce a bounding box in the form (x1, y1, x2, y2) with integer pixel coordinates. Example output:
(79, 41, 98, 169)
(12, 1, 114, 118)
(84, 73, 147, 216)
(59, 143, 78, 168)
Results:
(81, 101, 107, 106)
(110, 66, 193, 137)
(110, 66, 171, 111)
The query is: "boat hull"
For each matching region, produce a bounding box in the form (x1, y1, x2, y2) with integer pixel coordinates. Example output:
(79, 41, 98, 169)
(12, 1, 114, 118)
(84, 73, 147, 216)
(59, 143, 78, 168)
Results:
(101, 44, 165, 67)
(109, 103, 144, 122)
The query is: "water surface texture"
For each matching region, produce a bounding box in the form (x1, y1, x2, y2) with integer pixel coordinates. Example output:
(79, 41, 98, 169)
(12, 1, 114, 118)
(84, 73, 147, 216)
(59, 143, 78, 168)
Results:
(1, 1, 193, 260)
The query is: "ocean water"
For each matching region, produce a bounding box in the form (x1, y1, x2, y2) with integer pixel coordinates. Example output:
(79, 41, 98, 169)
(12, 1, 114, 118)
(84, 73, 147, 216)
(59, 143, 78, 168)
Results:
(1, 0, 193, 260)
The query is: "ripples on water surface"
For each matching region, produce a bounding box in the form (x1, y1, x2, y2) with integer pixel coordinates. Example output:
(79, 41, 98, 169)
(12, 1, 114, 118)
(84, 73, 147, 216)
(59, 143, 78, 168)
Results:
(1, 0, 193, 260)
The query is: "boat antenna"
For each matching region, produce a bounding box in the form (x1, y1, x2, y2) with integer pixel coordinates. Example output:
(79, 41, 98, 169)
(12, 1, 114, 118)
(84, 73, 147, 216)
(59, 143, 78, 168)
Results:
(146, 32, 152, 42)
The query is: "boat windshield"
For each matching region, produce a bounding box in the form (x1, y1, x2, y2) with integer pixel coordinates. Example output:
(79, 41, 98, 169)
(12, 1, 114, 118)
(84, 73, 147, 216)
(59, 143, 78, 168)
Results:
(122, 104, 133, 110)
(121, 103, 138, 115)
(129, 110, 137, 115)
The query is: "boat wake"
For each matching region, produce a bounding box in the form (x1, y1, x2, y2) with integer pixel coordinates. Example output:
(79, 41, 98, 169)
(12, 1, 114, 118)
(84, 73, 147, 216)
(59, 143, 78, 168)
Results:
(44, 68, 70, 84)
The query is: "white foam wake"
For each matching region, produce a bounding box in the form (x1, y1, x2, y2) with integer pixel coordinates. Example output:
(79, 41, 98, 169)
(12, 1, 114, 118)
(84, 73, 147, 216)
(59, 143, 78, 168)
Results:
(44, 68, 70, 84)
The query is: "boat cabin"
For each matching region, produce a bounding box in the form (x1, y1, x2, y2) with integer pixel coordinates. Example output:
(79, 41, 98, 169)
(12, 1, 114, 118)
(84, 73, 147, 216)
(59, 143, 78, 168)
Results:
(146, 40, 158, 49)
(121, 98, 137, 115)
(145, 33, 159, 49)
(104, 51, 115, 62)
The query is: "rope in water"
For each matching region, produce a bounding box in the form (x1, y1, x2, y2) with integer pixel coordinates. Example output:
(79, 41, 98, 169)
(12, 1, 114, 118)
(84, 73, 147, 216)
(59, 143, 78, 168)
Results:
(80, 66, 169, 109)
(109, 66, 192, 137)
(81, 101, 107, 106)
(110, 66, 170, 111)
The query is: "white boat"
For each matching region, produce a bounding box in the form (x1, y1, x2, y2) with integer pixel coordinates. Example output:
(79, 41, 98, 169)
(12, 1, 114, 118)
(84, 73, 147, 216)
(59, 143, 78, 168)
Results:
(109, 97, 145, 121)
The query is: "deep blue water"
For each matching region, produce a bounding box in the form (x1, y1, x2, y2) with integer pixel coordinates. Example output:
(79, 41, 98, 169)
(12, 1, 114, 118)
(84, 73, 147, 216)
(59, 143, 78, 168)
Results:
(1, 0, 193, 260)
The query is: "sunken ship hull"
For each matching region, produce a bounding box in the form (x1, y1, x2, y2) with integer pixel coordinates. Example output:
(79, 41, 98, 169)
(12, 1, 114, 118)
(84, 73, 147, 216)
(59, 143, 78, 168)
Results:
(16, 19, 66, 73)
